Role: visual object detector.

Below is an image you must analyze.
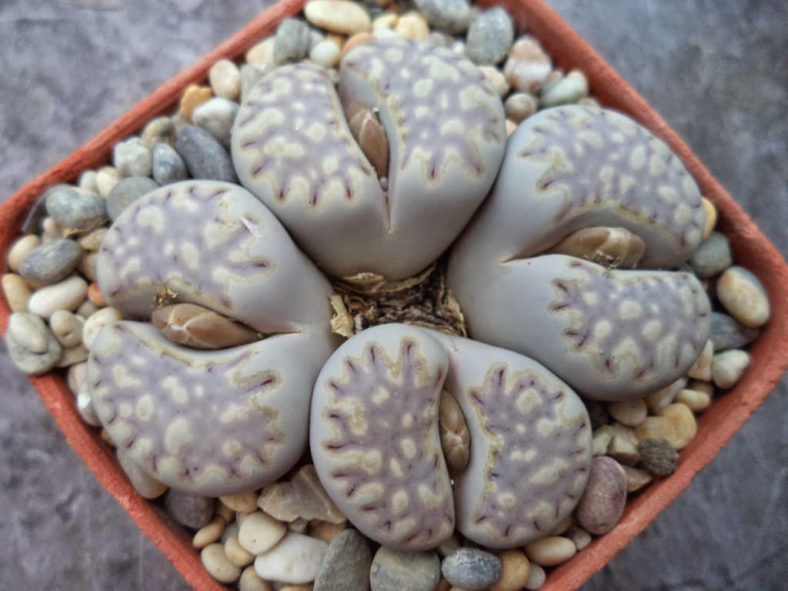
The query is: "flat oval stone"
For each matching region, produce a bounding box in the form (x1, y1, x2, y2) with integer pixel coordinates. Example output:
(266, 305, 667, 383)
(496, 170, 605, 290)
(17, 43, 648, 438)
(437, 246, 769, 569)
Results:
(28, 275, 88, 318)
(176, 125, 237, 182)
(465, 7, 514, 65)
(253, 532, 328, 584)
(6, 312, 62, 375)
(313, 529, 372, 591)
(575, 456, 627, 535)
(45, 185, 108, 232)
(711, 349, 751, 389)
(441, 547, 502, 590)
(710, 311, 759, 352)
(107, 176, 158, 221)
(414, 0, 471, 34)
(716, 266, 770, 328)
(369, 547, 440, 591)
(274, 18, 312, 64)
(689, 231, 732, 278)
(304, 0, 372, 35)
(19, 238, 82, 287)
(152, 142, 188, 185)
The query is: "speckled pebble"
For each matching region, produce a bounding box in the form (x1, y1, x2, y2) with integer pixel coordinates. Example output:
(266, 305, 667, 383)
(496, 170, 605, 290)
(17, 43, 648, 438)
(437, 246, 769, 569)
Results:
(575, 456, 628, 535)
(19, 239, 82, 287)
(711, 349, 751, 389)
(254, 532, 328, 584)
(152, 142, 189, 185)
(2, 273, 31, 313)
(310, 39, 341, 68)
(193, 97, 239, 146)
(6, 312, 62, 375)
(465, 6, 514, 65)
(164, 489, 215, 529)
(540, 69, 589, 106)
(524, 536, 576, 566)
(313, 529, 372, 591)
(710, 311, 759, 352)
(414, 0, 471, 34)
(442, 548, 502, 590)
(370, 547, 441, 591)
(689, 231, 732, 278)
(176, 125, 237, 182)
(116, 448, 168, 499)
(716, 266, 770, 328)
(112, 136, 152, 177)
(201, 543, 241, 583)
(274, 18, 312, 64)
(209, 58, 241, 100)
(106, 176, 158, 221)
(44, 185, 107, 232)
(637, 438, 679, 477)
(28, 275, 88, 318)
(504, 36, 552, 93)
(304, 0, 371, 35)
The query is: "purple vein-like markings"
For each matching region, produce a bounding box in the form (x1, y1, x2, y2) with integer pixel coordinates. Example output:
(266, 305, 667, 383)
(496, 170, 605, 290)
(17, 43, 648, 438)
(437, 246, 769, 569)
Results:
(549, 258, 709, 382)
(461, 363, 590, 546)
(313, 332, 454, 550)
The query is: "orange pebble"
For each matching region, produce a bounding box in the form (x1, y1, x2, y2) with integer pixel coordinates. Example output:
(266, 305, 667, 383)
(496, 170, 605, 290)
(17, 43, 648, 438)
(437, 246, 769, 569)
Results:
(88, 282, 106, 307)
(342, 32, 375, 58)
(180, 84, 213, 122)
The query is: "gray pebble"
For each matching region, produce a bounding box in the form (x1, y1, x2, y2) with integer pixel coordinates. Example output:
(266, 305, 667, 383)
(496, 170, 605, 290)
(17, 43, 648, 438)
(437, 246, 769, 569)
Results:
(689, 231, 732, 278)
(45, 185, 107, 232)
(163, 489, 215, 529)
(370, 547, 440, 591)
(314, 529, 372, 591)
(107, 176, 159, 221)
(274, 18, 312, 65)
(152, 143, 189, 185)
(465, 7, 514, 65)
(113, 136, 152, 177)
(6, 313, 62, 375)
(710, 311, 759, 351)
(192, 97, 239, 147)
(175, 125, 238, 183)
(19, 239, 83, 287)
(441, 548, 502, 590)
(414, 0, 472, 34)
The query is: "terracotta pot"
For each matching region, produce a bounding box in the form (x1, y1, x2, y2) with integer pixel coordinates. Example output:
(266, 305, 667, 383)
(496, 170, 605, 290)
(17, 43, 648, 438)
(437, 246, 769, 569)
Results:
(0, 1, 786, 590)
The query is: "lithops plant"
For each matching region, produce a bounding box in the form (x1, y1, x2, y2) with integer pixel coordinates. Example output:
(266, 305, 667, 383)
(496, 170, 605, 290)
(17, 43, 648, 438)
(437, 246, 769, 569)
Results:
(88, 180, 336, 495)
(310, 323, 591, 550)
(232, 37, 506, 280)
(449, 105, 712, 401)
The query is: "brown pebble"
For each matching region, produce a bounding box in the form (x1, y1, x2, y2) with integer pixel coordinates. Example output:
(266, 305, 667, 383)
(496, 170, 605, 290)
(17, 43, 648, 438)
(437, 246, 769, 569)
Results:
(180, 84, 213, 122)
(701, 197, 717, 240)
(621, 465, 653, 493)
(308, 519, 347, 543)
(341, 32, 374, 58)
(637, 438, 679, 477)
(2, 273, 31, 313)
(575, 456, 628, 535)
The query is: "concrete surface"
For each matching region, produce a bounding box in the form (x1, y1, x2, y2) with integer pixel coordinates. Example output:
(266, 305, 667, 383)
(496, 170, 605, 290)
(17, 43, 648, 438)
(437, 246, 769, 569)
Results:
(0, 1, 785, 590)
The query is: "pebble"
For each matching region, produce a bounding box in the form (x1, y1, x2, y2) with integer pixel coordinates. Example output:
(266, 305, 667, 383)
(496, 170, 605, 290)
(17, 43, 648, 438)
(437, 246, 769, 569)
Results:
(28, 275, 88, 318)
(239, 566, 273, 591)
(675, 388, 712, 412)
(257, 464, 345, 524)
(7, 234, 40, 272)
(240, 63, 268, 99)
(179, 84, 213, 122)
(152, 142, 189, 185)
(246, 37, 276, 69)
(504, 36, 552, 93)
(310, 39, 341, 68)
(478, 65, 510, 97)
(592, 427, 614, 457)
(87, 282, 105, 307)
(6, 313, 62, 375)
(209, 59, 241, 100)
(442, 548, 502, 590)
(308, 520, 347, 544)
(176, 125, 238, 182)
(77, 228, 107, 252)
(436, 534, 460, 558)
(141, 116, 177, 148)
(576, 456, 628, 535)
(254, 532, 328, 584)
(42, 216, 62, 240)
(414, 0, 471, 34)
(701, 197, 717, 239)
(95, 166, 122, 197)
(112, 136, 152, 178)
(116, 448, 168, 499)
(504, 92, 538, 123)
(372, 12, 398, 31)
(716, 266, 770, 328)
(524, 536, 576, 566)
(711, 349, 751, 389)
(238, 511, 287, 554)
(606, 399, 647, 427)
(524, 563, 546, 590)
(370, 547, 441, 591)
(564, 525, 593, 551)
(201, 543, 241, 584)
(193, 516, 227, 549)
(607, 433, 640, 466)
(216, 503, 234, 524)
(193, 97, 239, 146)
(635, 403, 697, 450)
(76, 299, 99, 319)
(710, 311, 759, 352)
(395, 12, 431, 40)
(687, 339, 714, 381)
(540, 69, 589, 106)
(225, 534, 255, 567)
(78, 170, 99, 193)
(645, 377, 686, 412)
(637, 438, 679, 477)
(220, 491, 258, 514)
(288, 517, 308, 533)
(340, 32, 374, 59)
(44, 185, 107, 232)
(78, 252, 98, 283)
(465, 6, 514, 65)
(57, 343, 89, 367)
(274, 18, 313, 64)
(550, 513, 574, 536)
(2, 274, 31, 313)
(489, 549, 530, 591)
(107, 176, 158, 221)
(164, 489, 215, 529)
(19, 239, 82, 287)
(313, 529, 372, 591)
(688, 231, 732, 278)
(427, 31, 454, 48)
(304, 0, 371, 35)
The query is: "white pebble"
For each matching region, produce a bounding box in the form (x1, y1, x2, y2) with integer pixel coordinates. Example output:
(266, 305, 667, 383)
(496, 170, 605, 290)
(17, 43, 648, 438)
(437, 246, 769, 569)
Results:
(309, 39, 341, 68)
(675, 388, 712, 412)
(7, 234, 41, 272)
(253, 532, 328, 584)
(96, 166, 122, 197)
(524, 562, 546, 590)
(113, 137, 152, 178)
(524, 536, 577, 566)
(76, 391, 102, 426)
(193, 97, 239, 146)
(82, 306, 123, 349)
(50, 310, 85, 347)
(28, 275, 88, 318)
(66, 362, 88, 396)
(201, 543, 241, 584)
(78, 170, 99, 193)
(245, 38, 276, 68)
(238, 511, 287, 554)
(540, 69, 589, 106)
(193, 517, 227, 549)
(606, 399, 647, 427)
(711, 349, 751, 389)
(209, 59, 241, 100)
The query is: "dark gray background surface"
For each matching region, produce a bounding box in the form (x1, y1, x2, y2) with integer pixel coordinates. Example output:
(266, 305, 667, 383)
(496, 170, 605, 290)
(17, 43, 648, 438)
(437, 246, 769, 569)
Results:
(0, 1, 785, 590)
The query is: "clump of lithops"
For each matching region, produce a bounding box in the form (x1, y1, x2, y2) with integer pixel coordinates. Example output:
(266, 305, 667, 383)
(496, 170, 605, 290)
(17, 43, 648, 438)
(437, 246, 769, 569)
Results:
(1, 0, 773, 590)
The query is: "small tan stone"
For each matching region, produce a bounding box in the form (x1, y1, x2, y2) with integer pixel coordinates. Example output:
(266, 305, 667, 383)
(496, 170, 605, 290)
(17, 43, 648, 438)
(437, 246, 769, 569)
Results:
(258, 464, 345, 524)
(56, 343, 88, 367)
(701, 197, 717, 240)
(506, 119, 517, 137)
(28, 275, 88, 318)
(372, 12, 398, 30)
(209, 59, 241, 100)
(305, 0, 371, 35)
(325, 32, 346, 49)
(687, 339, 713, 381)
(607, 434, 640, 466)
(225, 534, 255, 567)
(78, 170, 99, 193)
(689, 379, 715, 398)
(87, 282, 105, 307)
(220, 491, 259, 514)
(77, 228, 108, 252)
(564, 525, 592, 551)
(141, 116, 177, 148)
(621, 465, 653, 493)
(289, 517, 309, 533)
(42, 216, 62, 239)
(95, 166, 121, 198)
(478, 65, 510, 97)
(490, 549, 530, 591)
(280, 585, 313, 591)
(395, 12, 430, 39)
(78, 252, 98, 283)
(716, 267, 770, 328)
(436, 533, 461, 557)
(524, 562, 546, 590)
(711, 349, 751, 389)
(592, 427, 614, 457)
(307, 519, 347, 543)
(82, 306, 123, 350)
(238, 511, 287, 554)
(180, 84, 213, 122)
(504, 92, 539, 123)
(675, 388, 712, 412)
(524, 536, 576, 566)
(193, 516, 227, 549)
(216, 502, 235, 523)
(635, 403, 697, 450)
(2, 273, 31, 313)
(246, 37, 276, 68)
(607, 399, 647, 427)
(239, 565, 273, 591)
(7, 234, 40, 272)
(201, 543, 241, 583)
(575, 457, 628, 535)
(504, 36, 552, 93)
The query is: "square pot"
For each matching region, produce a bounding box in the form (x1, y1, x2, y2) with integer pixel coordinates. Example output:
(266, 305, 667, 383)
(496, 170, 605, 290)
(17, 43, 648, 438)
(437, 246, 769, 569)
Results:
(1, 1, 786, 589)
